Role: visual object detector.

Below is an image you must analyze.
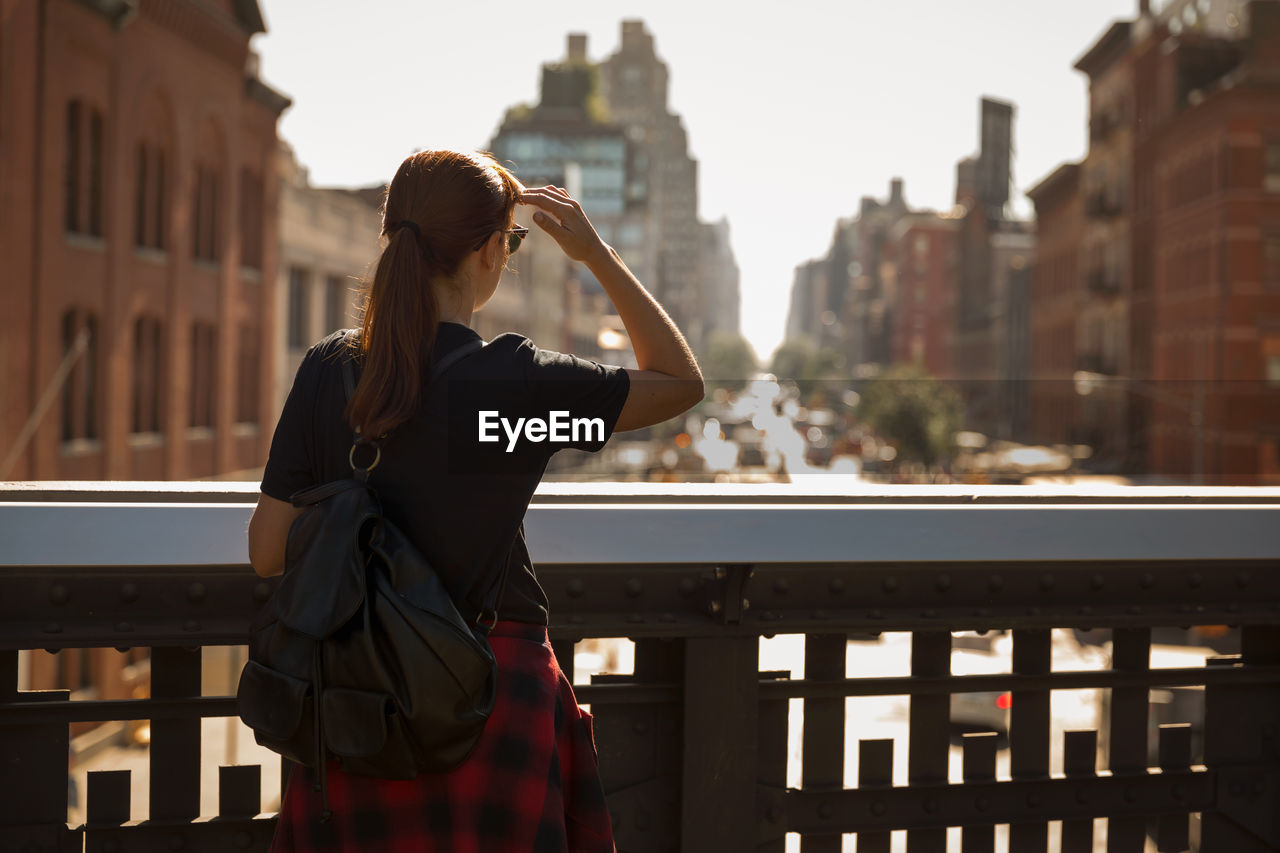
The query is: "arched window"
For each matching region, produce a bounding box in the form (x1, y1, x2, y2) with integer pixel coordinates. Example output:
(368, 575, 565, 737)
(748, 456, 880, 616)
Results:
(132, 316, 163, 433)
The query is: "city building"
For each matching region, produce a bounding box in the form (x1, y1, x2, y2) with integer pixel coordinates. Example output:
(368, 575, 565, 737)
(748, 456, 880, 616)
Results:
(952, 98, 1036, 441)
(1073, 18, 1136, 471)
(276, 142, 382, 413)
(0, 0, 288, 484)
(1026, 162, 1085, 446)
(697, 218, 742, 340)
(599, 20, 709, 354)
(885, 212, 960, 380)
(1130, 0, 1280, 483)
(0, 0, 287, 750)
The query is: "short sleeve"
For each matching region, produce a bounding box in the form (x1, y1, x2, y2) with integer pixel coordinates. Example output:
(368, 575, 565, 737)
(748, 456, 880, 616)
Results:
(260, 346, 321, 501)
(523, 345, 631, 453)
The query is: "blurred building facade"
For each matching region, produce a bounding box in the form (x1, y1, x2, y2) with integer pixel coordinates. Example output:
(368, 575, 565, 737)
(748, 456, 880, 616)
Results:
(0, 0, 288, 484)
(0, 0, 287, 743)
(276, 142, 382, 412)
(490, 22, 740, 362)
(885, 212, 960, 380)
(1027, 0, 1280, 483)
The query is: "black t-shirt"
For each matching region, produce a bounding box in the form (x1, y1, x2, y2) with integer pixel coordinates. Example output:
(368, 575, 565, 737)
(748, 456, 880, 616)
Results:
(260, 323, 631, 625)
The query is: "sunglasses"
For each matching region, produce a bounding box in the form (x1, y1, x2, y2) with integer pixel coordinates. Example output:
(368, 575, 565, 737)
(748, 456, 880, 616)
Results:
(473, 225, 529, 255)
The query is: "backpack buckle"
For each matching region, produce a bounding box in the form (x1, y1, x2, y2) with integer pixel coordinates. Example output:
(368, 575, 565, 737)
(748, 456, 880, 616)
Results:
(349, 439, 382, 480)
(475, 609, 498, 634)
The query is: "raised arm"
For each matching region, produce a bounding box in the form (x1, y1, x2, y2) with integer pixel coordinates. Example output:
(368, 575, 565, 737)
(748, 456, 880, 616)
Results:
(519, 186, 704, 432)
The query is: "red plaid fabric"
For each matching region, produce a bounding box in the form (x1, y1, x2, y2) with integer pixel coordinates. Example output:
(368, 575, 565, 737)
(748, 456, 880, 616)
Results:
(269, 621, 615, 853)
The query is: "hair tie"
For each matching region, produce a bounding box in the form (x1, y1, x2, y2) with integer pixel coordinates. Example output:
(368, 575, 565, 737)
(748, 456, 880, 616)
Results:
(392, 220, 421, 239)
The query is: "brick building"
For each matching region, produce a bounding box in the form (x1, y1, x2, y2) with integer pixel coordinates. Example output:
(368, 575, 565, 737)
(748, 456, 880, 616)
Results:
(1132, 0, 1280, 483)
(1, 0, 287, 744)
(1026, 162, 1085, 446)
(885, 212, 960, 379)
(0, 0, 288, 482)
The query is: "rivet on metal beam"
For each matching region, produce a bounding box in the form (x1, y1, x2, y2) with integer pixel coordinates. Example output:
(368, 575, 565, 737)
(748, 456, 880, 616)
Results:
(1027, 607, 1041, 617)
(1124, 787, 1138, 803)
(1140, 573, 1155, 589)
(183, 620, 200, 632)
(627, 613, 644, 624)
(1091, 574, 1105, 590)
(116, 622, 133, 632)
(568, 614, 585, 625)
(1040, 573, 1054, 589)
(774, 578, 790, 594)
(679, 578, 697, 596)
(922, 609, 937, 619)
(660, 612, 675, 623)
(936, 573, 951, 592)
(818, 802, 833, 819)
(1237, 571, 1251, 588)
(566, 578, 585, 598)
(924, 798, 938, 813)
(1188, 572, 1202, 588)
(1128, 605, 1140, 615)
(829, 577, 845, 594)
(253, 583, 272, 603)
(1026, 791, 1040, 808)
(1171, 784, 1185, 801)
(187, 582, 206, 603)
(869, 609, 883, 620)
(988, 575, 1003, 592)
(871, 801, 886, 816)
(976, 795, 989, 812)
(882, 576, 898, 593)
(624, 578, 642, 598)
(1076, 788, 1089, 804)
(44, 622, 61, 634)
(1079, 606, 1093, 617)
(120, 583, 139, 603)
(49, 584, 70, 605)
(1227, 604, 1241, 614)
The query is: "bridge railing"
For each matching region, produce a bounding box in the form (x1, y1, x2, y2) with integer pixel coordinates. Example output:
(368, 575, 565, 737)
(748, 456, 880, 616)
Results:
(2, 482, 1279, 852)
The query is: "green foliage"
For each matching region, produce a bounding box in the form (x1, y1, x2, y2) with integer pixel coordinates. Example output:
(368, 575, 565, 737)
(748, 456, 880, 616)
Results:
(702, 332, 759, 393)
(769, 338, 847, 403)
(855, 363, 962, 468)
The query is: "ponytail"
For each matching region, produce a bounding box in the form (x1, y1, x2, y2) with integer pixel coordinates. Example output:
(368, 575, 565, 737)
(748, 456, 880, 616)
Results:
(344, 150, 523, 438)
(345, 226, 438, 438)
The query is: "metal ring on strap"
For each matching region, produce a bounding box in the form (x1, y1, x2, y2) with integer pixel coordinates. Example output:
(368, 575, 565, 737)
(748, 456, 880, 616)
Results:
(349, 442, 382, 475)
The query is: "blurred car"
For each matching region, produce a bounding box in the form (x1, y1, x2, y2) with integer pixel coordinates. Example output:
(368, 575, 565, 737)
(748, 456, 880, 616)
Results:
(950, 632, 1011, 735)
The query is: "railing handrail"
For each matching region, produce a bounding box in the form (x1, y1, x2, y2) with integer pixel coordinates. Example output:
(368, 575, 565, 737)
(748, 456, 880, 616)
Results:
(3, 483, 1279, 568)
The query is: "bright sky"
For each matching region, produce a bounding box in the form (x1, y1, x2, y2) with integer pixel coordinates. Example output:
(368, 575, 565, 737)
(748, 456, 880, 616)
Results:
(254, 0, 1138, 362)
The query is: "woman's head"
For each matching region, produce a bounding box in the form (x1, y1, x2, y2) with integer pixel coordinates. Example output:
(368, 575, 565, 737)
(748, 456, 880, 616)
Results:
(346, 149, 523, 438)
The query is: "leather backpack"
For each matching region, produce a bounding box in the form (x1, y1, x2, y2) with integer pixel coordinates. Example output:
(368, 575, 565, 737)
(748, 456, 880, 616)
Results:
(237, 333, 498, 820)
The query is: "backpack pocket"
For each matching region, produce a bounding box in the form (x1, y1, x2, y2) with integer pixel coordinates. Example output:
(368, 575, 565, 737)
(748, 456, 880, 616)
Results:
(237, 660, 309, 740)
(321, 687, 391, 759)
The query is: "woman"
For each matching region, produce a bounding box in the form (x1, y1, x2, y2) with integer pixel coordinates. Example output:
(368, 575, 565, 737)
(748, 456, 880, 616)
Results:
(247, 149, 703, 851)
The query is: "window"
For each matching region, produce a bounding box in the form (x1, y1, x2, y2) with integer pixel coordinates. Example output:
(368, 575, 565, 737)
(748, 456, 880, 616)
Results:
(64, 101, 105, 237)
(1265, 336, 1280, 389)
(325, 275, 348, 332)
(65, 102, 80, 233)
(1266, 235, 1280, 289)
(134, 142, 167, 250)
(189, 321, 216, 429)
(1268, 143, 1280, 192)
(240, 169, 263, 270)
(288, 267, 310, 348)
(132, 316, 163, 434)
(59, 309, 99, 443)
(236, 324, 260, 425)
(192, 164, 220, 262)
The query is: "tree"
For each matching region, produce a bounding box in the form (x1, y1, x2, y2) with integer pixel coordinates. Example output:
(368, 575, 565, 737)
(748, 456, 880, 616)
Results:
(855, 363, 963, 469)
(702, 332, 759, 394)
(769, 338, 847, 404)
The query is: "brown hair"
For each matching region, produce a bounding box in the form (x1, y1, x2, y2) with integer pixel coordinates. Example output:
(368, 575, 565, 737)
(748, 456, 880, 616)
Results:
(345, 150, 522, 438)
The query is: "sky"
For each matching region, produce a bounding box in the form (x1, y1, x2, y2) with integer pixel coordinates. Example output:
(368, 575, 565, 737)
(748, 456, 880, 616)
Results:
(253, 0, 1140, 362)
